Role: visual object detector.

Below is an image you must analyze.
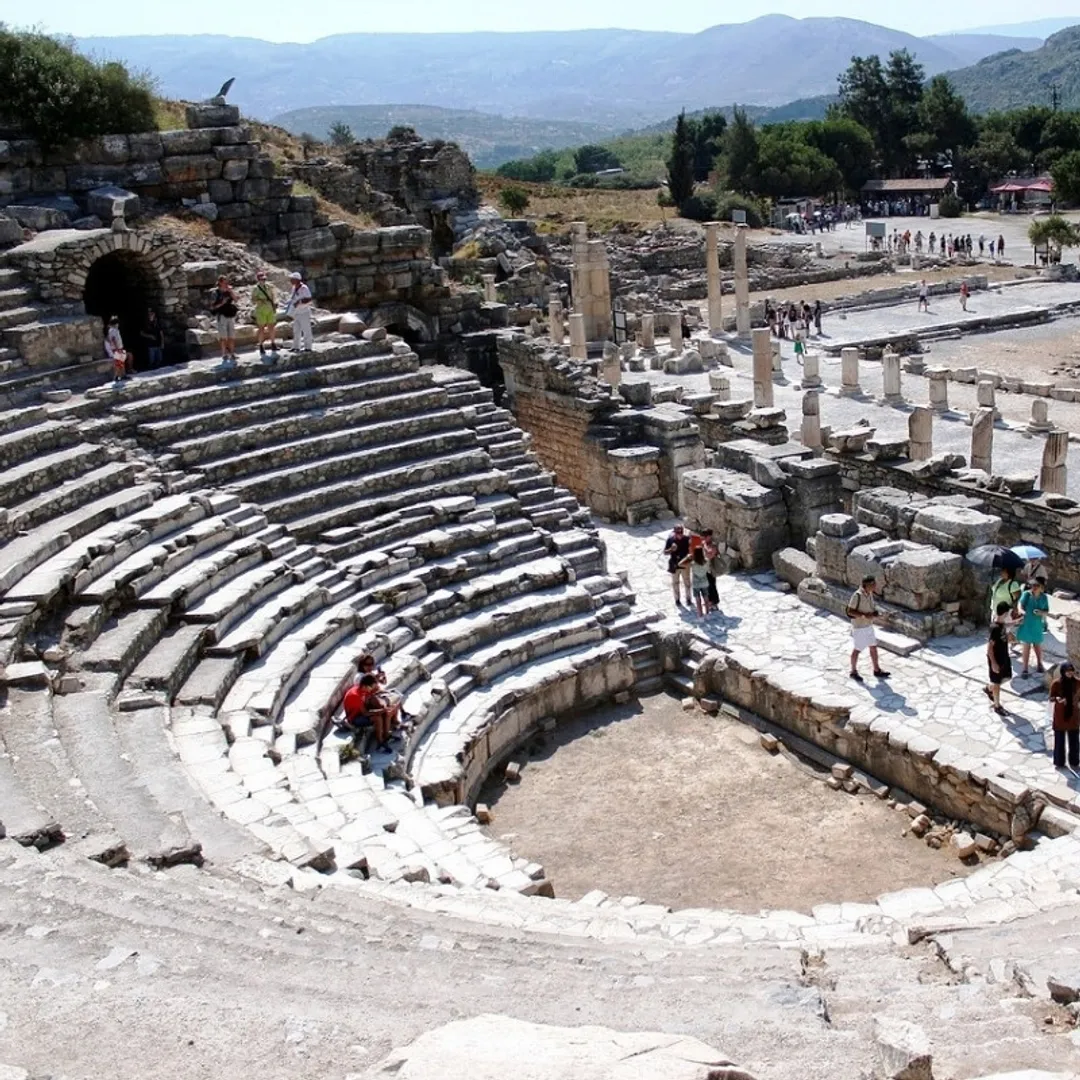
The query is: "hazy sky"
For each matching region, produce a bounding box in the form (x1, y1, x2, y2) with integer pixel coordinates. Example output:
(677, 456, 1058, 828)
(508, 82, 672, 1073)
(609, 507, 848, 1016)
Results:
(5, 0, 1079, 40)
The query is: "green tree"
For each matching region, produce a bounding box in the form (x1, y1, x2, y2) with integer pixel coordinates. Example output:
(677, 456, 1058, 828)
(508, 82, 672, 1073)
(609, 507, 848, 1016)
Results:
(328, 121, 355, 148)
(720, 107, 760, 194)
(1028, 214, 1080, 257)
(1038, 110, 1080, 170)
(498, 185, 530, 216)
(496, 150, 559, 183)
(913, 76, 976, 163)
(803, 117, 875, 193)
(1051, 150, 1080, 204)
(688, 111, 727, 182)
(0, 27, 157, 149)
(666, 110, 697, 207)
(753, 128, 841, 199)
(573, 144, 622, 174)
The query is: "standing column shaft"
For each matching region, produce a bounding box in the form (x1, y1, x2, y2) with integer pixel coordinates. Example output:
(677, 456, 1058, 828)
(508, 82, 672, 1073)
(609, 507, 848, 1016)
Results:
(705, 222, 723, 334)
(752, 327, 774, 408)
(733, 225, 751, 339)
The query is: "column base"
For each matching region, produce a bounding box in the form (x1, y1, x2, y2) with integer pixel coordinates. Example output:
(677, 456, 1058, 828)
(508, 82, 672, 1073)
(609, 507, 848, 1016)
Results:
(838, 386, 864, 398)
(1028, 422, 1054, 433)
(881, 393, 906, 406)
(799, 378, 823, 390)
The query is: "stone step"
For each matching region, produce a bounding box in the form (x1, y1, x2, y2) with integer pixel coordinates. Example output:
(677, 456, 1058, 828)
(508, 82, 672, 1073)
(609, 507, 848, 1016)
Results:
(266, 454, 501, 535)
(665, 671, 695, 697)
(4, 460, 139, 538)
(0, 418, 77, 470)
(0, 303, 44, 330)
(51, 692, 201, 866)
(0, 440, 109, 507)
(174, 655, 244, 710)
(0, 268, 23, 289)
(125, 624, 209, 700)
(0, 286, 36, 312)
(0, 404, 47, 435)
(138, 534, 268, 611)
(0, 744, 64, 850)
(75, 606, 170, 684)
(0, 357, 113, 404)
(167, 387, 452, 464)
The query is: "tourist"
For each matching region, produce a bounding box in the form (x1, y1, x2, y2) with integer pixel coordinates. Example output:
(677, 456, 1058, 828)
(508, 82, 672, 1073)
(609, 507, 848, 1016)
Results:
(985, 602, 1013, 714)
(1016, 578, 1049, 676)
(140, 308, 164, 368)
(210, 275, 239, 364)
(681, 546, 711, 618)
(356, 652, 387, 687)
(959, 280, 969, 312)
(104, 315, 132, 383)
(663, 523, 692, 607)
(979, 234, 985, 256)
(250, 271, 279, 360)
(917, 279, 929, 313)
(286, 271, 314, 352)
(846, 575, 890, 682)
(928, 232, 936, 254)
(813, 299, 822, 336)
(701, 528, 722, 613)
(339, 674, 393, 748)
(990, 566, 1022, 628)
(997, 235, 1005, 259)
(1049, 661, 1080, 771)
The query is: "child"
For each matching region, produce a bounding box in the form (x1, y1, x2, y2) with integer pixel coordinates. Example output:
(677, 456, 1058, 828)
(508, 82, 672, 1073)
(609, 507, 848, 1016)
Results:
(984, 601, 1013, 715)
(681, 547, 711, 618)
(105, 316, 132, 383)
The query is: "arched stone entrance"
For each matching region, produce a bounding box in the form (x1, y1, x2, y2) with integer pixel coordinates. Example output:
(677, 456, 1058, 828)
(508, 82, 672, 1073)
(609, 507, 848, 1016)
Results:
(83, 250, 165, 369)
(369, 302, 436, 348)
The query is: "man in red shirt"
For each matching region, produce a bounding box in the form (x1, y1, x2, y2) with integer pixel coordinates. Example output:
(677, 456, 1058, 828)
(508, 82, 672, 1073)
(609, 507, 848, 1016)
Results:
(340, 674, 392, 747)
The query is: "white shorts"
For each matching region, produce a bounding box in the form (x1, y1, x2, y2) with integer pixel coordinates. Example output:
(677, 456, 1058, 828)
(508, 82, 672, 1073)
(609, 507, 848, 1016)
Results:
(852, 625, 877, 651)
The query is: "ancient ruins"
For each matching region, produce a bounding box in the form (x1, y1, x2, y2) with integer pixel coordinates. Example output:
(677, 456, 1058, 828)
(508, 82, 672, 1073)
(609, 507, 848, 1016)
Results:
(0, 102, 1079, 1080)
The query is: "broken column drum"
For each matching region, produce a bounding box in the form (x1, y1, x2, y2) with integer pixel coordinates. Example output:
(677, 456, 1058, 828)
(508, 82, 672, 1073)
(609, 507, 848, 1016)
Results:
(927, 367, 950, 412)
(801, 391, 822, 450)
(548, 295, 565, 345)
(881, 349, 903, 403)
(1041, 430, 1069, 495)
(970, 407, 994, 474)
(568, 312, 588, 361)
(669, 313, 684, 356)
(639, 313, 656, 351)
(800, 351, 822, 389)
(482, 273, 497, 303)
(733, 225, 751, 339)
(840, 347, 862, 397)
(909, 406, 933, 461)
(752, 327, 774, 409)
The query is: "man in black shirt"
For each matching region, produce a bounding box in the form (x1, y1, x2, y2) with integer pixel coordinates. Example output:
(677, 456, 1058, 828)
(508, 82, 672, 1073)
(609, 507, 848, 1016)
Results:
(664, 524, 692, 607)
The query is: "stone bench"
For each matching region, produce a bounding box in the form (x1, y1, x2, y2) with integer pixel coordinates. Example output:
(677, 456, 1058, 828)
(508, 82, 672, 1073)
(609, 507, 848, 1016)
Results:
(6, 460, 139, 538)
(0, 441, 109, 507)
(0, 417, 76, 470)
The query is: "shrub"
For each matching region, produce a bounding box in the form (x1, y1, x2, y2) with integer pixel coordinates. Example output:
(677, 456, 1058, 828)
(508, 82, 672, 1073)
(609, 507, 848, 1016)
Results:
(713, 192, 768, 228)
(499, 185, 530, 216)
(0, 28, 157, 149)
(678, 192, 718, 221)
(938, 192, 964, 218)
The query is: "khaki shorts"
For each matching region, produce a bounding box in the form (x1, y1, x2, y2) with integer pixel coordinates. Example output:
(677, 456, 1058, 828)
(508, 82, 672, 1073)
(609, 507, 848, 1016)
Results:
(216, 316, 236, 338)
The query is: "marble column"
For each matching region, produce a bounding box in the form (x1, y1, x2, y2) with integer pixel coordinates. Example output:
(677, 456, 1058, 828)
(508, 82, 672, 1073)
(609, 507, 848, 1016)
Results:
(771, 340, 782, 373)
(669, 313, 683, 355)
(733, 224, 751, 339)
(801, 391, 822, 450)
(881, 348, 903, 404)
(569, 313, 588, 361)
(639, 313, 655, 351)
(800, 351, 822, 389)
(970, 407, 994, 473)
(1041, 430, 1069, 495)
(840, 347, 862, 397)
(569, 222, 612, 341)
(601, 341, 622, 386)
(548, 296, 564, 345)
(927, 367, 950, 412)
(909, 406, 933, 461)
(752, 327, 774, 408)
(705, 222, 723, 335)
(482, 273, 497, 303)
(1029, 398, 1052, 433)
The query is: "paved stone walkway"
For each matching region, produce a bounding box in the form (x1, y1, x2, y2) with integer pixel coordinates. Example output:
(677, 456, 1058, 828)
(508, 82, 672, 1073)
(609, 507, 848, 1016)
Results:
(600, 520, 1080, 811)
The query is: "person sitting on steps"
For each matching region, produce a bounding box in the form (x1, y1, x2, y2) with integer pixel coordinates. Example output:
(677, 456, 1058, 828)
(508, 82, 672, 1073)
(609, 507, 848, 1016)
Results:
(338, 674, 393, 750)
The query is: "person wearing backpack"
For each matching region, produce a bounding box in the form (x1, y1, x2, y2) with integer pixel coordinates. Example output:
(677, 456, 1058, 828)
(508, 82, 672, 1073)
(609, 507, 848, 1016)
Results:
(210, 275, 239, 365)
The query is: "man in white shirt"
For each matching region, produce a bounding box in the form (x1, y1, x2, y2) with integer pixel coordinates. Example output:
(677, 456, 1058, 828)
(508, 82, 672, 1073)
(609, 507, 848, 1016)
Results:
(847, 575, 890, 682)
(287, 271, 314, 352)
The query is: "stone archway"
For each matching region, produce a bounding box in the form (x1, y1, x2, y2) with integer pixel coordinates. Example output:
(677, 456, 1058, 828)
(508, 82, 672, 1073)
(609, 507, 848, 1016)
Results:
(83, 250, 166, 369)
(369, 302, 436, 347)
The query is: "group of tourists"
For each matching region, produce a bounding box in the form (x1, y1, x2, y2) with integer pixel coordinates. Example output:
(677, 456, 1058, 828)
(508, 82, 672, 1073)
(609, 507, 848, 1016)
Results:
(102, 269, 316, 382)
(334, 653, 409, 752)
(765, 299, 822, 343)
(663, 523, 726, 618)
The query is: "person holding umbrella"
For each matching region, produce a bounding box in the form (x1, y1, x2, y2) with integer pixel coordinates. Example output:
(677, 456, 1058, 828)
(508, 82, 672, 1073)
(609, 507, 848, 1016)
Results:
(989, 565, 1022, 629)
(1049, 661, 1080, 772)
(1016, 577, 1050, 677)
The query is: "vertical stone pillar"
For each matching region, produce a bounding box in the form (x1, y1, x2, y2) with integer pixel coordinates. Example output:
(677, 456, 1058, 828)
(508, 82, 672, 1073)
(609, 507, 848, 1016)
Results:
(548, 295, 564, 345)
(927, 367, 950, 412)
(639, 313, 655, 351)
(970, 407, 994, 473)
(482, 273, 497, 303)
(976, 378, 996, 409)
(1040, 430, 1069, 494)
(800, 351, 822, 389)
(708, 371, 731, 400)
(568, 313, 588, 361)
(801, 391, 822, 450)
(752, 327, 774, 408)
(705, 222, 723, 334)
(909, 406, 933, 461)
(733, 225, 751, 339)
(840, 347, 862, 397)
(771, 340, 782, 373)
(1029, 398, 1052, 433)
(569, 222, 612, 341)
(601, 341, 622, 387)
(669, 313, 684, 355)
(881, 350, 903, 403)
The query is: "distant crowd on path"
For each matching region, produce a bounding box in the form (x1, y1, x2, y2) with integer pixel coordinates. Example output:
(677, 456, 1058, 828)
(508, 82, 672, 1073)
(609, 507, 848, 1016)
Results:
(765, 299, 822, 343)
(663, 523, 727, 619)
(102, 268, 317, 382)
(871, 230, 1005, 261)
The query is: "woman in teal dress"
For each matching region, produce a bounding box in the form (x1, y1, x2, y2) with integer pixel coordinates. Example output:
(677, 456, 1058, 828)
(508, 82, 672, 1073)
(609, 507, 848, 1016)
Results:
(1016, 578, 1049, 676)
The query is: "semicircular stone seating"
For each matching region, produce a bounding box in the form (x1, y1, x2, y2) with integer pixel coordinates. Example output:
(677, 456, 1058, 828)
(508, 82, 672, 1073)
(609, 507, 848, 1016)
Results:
(0, 324, 662, 895)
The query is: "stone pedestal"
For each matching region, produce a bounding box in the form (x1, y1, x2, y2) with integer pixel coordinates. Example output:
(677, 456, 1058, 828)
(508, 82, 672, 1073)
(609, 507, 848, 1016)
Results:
(568, 313, 588, 361)
(733, 225, 751, 339)
(881, 348, 903, 403)
(904, 354, 927, 376)
(771, 340, 783, 373)
(800, 351, 822, 389)
(752, 327, 774, 408)
(482, 273, 497, 303)
(601, 341, 622, 387)
(970, 407, 994, 473)
(639, 313, 655, 351)
(839, 347, 862, 397)
(570, 222, 612, 342)
(705, 222, 723, 334)
(1040, 430, 1069, 494)
(927, 367, 950, 412)
(801, 391, 822, 450)
(1029, 398, 1053, 433)
(976, 379, 996, 409)
(548, 297, 564, 345)
(909, 406, 933, 461)
(708, 372, 731, 400)
(669, 313, 683, 356)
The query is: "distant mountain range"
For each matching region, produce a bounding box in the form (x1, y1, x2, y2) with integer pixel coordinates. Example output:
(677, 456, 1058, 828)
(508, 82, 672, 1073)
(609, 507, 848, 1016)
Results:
(78, 15, 1045, 129)
(947, 25, 1080, 112)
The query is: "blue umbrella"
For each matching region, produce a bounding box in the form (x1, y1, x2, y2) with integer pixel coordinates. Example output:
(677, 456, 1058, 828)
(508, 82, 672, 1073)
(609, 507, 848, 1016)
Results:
(1010, 544, 1047, 561)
